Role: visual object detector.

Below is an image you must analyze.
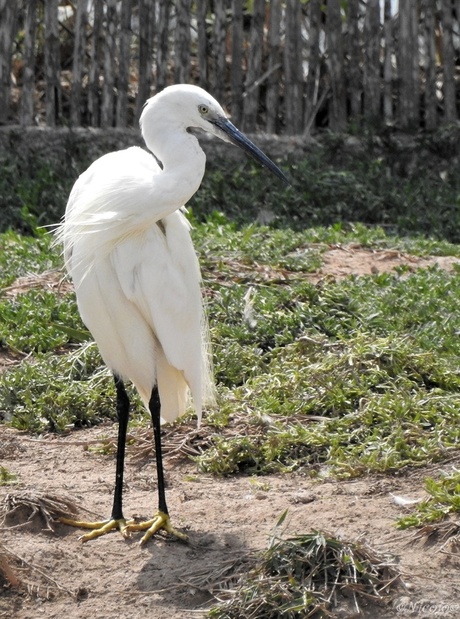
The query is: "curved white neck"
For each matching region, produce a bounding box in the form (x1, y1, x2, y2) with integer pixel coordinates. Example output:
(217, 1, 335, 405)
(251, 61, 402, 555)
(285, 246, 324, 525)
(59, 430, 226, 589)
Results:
(144, 123, 207, 211)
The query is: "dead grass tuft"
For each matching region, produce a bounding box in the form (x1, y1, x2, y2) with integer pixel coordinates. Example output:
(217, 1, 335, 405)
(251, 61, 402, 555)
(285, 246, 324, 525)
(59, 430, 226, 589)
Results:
(206, 527, 404, 618)
(1, 270, 71, 299)
(1, 491, 79, 532)
(412, 520, 460, 553)
(0, 541, 78, 599)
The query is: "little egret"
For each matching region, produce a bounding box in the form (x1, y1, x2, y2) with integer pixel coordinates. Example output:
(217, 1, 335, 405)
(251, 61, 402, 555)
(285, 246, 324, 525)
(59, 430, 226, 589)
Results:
(56, 84, 288, 545)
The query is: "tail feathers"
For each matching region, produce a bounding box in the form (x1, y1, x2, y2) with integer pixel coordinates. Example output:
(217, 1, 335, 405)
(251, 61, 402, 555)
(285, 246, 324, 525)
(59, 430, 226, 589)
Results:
(136, 345, 214, 427)
(156, 358, 190, 425)
(135, 350, 195, 425)
(200, 306, 217, 413)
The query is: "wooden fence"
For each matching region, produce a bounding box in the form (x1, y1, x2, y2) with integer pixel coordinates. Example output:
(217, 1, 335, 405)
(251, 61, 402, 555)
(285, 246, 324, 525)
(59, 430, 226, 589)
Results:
(0, 1, 459, 134)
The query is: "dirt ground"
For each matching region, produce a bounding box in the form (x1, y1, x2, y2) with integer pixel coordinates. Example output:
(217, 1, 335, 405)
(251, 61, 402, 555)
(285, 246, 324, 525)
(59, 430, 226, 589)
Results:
(1, 246, 460, 619)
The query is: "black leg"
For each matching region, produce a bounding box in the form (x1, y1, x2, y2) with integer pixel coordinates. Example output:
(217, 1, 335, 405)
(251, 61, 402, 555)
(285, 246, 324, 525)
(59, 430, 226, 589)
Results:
(60, 378, 185, 543)
(111, 375, 130, 521)
(148, 385, 168, 515)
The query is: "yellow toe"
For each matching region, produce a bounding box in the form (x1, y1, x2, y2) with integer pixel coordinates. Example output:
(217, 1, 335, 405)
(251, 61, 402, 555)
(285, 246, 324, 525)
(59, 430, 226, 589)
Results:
(126, 511, 188, 545)
(59, 516, 132, 541)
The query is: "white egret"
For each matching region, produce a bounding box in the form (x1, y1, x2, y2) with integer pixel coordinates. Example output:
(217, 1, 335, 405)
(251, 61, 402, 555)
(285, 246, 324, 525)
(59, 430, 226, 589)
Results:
(56, 84, 288, 545)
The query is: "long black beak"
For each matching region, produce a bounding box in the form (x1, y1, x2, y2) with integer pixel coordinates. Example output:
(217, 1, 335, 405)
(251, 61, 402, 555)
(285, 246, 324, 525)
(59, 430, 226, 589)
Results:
(211, 116, 290, 185)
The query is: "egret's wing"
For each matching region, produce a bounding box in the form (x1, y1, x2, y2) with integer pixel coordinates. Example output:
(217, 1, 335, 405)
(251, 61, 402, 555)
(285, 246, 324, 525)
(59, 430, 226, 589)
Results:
(58, 146, 204, 264)
(111, 210, 214, 424)
(58, 146, 214, 424)
(57, 147, 163, 271)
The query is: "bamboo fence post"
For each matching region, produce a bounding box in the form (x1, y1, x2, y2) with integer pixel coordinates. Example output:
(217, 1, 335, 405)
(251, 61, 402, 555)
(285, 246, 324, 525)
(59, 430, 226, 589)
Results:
(423, 0, 438, 129)
(266, 0, 282, 133)
(347, 0, 362, 120)
(136, 0, 154, 122)
(304, 0, 322, 134)
(326, 0, 347, 131)
(19, 0, 37, 126)
(398, 1, 419, 129)
(116, 0, 133, 127)
(71, 0, 87, 127)
(383, 0, 394, 125)
(197, 0, 208, 89)
(156, 0, 171, 92)
(284, 0, 303, 134)
(44, 0, 60, 126)
(440, 0, 457, 122)
(0, 0, 17, 124)
(88, 0, 104, 127)
(174, 0, 191, 85)
(212, 0, 228, 104)
(243, 0, 265, 132)
(363, 0, 381, 123)
(101, 0, 117, 128)
(230, 0, 243, 125)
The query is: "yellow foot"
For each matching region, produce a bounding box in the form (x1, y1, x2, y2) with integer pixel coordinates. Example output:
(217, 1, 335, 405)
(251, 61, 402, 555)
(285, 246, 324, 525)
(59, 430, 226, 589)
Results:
(125, 510, 189, 545)
(59, 516, 132, 542)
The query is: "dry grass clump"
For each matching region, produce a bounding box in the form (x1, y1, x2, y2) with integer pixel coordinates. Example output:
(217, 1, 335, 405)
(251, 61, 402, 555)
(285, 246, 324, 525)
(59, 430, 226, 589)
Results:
(0, 492, 84, 600)
(207, 526, 403, 618)
(0, 541, 77, 598)
(411, 520, 460, 557)
(1, 491, 79, 532)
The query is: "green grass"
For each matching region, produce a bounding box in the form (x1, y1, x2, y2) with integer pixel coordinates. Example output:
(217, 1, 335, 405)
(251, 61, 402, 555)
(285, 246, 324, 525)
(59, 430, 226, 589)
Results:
(397, 471, 460, 529)
(2, 125, 460, 243)
(0, 466, 18, 485)
(0, 289, 83, 353)
(1, 211, 460, 507)
(0, 343, 149, 433)
(0, 229, 61, 287)
(188, 132, 460, 243)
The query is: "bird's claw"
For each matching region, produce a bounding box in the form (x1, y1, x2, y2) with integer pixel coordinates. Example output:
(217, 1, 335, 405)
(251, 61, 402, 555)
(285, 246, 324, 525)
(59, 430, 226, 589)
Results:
(59, 516, 132, 542)
(59, 512, 187, 545)
(125, 510, 189, 545)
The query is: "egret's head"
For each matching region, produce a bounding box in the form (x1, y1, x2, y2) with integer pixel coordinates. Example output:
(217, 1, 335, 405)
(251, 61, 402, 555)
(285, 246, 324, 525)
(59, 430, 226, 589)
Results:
(141, 84, 289, 184)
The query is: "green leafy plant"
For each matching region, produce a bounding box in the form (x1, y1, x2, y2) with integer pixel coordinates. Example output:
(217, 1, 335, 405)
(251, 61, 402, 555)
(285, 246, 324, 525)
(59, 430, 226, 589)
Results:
(1, 218, 460, 479)
(397, 471, 460, 529)
(0, 466, 18, 485)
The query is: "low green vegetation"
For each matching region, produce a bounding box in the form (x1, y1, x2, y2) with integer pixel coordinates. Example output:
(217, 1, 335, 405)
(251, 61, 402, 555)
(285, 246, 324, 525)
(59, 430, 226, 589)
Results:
(0, 139, 86, 234)
(0, 229, 61, 287)
(0, 466, 17, 485)
(397, 470, 460, 529)
(1, 218, 460, 491)
(1, 138, 460, 531)
(2, 126, 460, 241)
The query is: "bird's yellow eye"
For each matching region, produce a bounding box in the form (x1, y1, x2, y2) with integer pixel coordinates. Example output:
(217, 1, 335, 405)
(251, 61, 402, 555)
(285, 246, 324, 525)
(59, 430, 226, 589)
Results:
(198, 104, 209, 115)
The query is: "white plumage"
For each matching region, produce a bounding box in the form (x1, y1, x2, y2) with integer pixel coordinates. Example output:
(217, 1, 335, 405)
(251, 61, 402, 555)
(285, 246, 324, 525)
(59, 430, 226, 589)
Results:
(55, 84, 287, 544)
(59, 88, 217, 424)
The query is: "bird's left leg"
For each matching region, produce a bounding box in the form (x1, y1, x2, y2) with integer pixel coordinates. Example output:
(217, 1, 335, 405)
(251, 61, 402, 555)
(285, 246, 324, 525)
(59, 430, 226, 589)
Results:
(125, 385, 188, 545)
(60, 375, 133, 541)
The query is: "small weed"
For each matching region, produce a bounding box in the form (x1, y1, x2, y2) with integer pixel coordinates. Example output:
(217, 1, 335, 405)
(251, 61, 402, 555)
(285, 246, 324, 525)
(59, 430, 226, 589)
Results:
(0, 467, 17, 486)
(397, 470, 460, 529)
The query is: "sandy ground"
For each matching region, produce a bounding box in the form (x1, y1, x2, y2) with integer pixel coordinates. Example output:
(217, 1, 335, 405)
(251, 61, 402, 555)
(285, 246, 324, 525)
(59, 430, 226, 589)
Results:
(1, 246, 460, 619)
